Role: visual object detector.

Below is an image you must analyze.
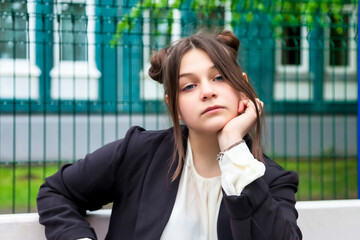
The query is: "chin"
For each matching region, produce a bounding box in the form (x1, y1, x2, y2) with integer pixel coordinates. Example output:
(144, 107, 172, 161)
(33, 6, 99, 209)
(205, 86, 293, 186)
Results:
(185, 117, 232, 134)
(202, 121, 228, 133)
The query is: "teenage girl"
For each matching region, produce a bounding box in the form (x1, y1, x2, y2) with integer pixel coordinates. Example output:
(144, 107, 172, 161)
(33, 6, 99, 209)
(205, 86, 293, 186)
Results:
(37, 30, 302, 240)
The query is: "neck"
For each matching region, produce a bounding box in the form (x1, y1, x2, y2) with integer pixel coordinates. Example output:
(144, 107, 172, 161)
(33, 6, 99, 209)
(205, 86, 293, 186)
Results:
(188, 130, 221, 178)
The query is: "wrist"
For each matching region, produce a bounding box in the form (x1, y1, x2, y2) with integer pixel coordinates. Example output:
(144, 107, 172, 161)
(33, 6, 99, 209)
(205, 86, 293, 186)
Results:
(222, 139, 245, 152)
(217, 132, 244, 151)
(216, 139, 245, 161)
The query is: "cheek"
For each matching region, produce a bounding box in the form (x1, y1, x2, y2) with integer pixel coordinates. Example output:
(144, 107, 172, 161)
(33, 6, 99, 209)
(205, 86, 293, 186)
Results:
(177, 98, 188, 120)
(228, 94, 242, 116)
(177, 100, 196, 125)
(227, 90, 241, 104)
(223, 84, 242, 99)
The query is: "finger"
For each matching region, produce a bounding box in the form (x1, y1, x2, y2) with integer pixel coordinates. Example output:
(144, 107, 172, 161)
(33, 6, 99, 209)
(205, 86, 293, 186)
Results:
(238, 98, 254, 115)
(255, 98, 264, 115)
(255, 98, 263, 108)
(243, 98, 261, 114)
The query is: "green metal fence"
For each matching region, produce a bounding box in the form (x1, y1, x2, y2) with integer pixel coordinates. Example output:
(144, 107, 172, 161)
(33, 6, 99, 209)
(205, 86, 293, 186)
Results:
(0, 0, 358, 213)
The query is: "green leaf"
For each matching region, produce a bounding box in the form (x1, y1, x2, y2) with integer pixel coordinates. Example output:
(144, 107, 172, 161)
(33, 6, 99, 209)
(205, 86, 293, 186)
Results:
(191, 0, 199, 10)
(116, 19, 129, 33)
(306, 14, 313, 25)
(158, 0, 168, 8)
(129, 7, 141, 18)
(208, 0, 216, 9)
(336, 27, 343, 34)
(232, 12, 241, 21)
(300, 4, 307, 12)
(320, 3, 329, 13)
(332, 13, 341, 22)
(230, 0, 237, 10)
(258, 3, 265, 11)
(307, 2, 319, 12)
(142, 0, 153, 8)
(273, 13, 283, 24)
(171, 0, 182, 9)
(332, 4, 342, 14)
(245, 12, 253, 22)
(109, 38, 119, 47)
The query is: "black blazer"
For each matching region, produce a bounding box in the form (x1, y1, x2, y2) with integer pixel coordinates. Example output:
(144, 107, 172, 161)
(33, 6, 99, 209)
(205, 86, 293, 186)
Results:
(37, 126, 302, 240)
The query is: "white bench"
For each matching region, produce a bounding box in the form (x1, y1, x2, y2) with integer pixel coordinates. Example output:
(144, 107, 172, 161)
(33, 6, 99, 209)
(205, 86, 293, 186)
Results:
(0, 199, 359, 240)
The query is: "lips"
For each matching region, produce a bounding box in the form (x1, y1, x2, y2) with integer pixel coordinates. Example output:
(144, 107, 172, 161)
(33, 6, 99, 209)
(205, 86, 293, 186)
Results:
(202, 105, 224, 114)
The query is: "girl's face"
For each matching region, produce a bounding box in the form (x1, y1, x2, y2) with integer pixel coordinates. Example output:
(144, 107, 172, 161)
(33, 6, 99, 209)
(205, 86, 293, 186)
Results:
(178, 49, 242, 135)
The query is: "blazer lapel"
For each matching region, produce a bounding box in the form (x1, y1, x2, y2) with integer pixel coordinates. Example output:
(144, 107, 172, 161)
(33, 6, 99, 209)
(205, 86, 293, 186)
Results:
(133, 128, 187, 240)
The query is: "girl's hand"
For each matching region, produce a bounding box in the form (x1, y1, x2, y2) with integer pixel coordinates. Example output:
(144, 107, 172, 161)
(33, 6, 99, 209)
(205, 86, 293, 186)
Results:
(217, 97, 263, 151)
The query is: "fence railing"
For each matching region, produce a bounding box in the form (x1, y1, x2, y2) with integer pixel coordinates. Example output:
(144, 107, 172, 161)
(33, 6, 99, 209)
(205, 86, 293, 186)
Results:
(0, 0, 358, 213)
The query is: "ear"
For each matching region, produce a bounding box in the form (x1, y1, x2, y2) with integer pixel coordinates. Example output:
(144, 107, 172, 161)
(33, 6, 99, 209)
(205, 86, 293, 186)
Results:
(240, 92, 247, 100)
(165, 94, 169, 105)
(242, 72, 248, 82)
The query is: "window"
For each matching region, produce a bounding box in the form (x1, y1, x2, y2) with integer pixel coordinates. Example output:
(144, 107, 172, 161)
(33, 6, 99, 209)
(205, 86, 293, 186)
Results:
(281, 27, 301, 65)
(0, 1, 26, 59)
(277, 25, 309, 72)
(324, 7, 357, 101)
(0, 1, 40, 99)
(59, 3, 87, 61)
(274, 25, 311, 101)
(50, 0, 100, 100)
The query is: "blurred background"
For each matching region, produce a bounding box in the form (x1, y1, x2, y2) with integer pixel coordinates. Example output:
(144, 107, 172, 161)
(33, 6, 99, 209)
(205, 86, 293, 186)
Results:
(0, 0, 358, 213)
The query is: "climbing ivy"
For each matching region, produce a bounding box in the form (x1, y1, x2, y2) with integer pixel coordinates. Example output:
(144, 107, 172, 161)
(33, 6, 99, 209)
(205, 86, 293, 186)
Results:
(111, 0, 357, 44)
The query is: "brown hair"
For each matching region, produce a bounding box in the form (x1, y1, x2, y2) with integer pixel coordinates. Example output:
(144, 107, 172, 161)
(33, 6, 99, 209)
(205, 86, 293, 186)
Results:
(148, 30, 264, 181)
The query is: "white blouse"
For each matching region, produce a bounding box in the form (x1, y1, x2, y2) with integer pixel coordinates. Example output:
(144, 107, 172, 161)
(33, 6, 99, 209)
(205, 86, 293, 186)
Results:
(160, 139, 265, 240)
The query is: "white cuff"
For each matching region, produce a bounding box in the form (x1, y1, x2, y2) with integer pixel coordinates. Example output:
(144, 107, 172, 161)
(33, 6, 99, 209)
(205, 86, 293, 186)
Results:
(218, 142, 265, 196)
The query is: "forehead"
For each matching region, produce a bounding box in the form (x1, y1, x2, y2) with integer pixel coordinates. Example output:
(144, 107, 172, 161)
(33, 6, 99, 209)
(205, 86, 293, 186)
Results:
(179, 49, 215, 74)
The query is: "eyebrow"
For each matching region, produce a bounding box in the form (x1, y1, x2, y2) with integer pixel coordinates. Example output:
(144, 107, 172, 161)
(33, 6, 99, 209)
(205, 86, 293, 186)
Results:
(179, 65, 218, 79)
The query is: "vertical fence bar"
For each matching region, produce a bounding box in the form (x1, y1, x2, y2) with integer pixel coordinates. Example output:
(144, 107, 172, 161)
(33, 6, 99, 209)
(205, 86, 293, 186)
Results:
(100, 18, 105, 149)
(358, 3, 360, 199)
(344, 114, 349, 198)
(27, 13, 31, 211)
(12, 11, 17, 212)
(57, 12, 62, 170)
(308, 115, 312, 200)
(72, 12, 76, 165)
(129, 43, 133, 127)
(115, 32, 119, 140)
(41, 14, 47, 183)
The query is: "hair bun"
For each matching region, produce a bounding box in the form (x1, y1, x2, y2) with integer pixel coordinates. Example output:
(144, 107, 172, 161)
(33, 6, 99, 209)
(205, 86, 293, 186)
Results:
(216, 30, 240, 54)
(148, 48, 169, 84)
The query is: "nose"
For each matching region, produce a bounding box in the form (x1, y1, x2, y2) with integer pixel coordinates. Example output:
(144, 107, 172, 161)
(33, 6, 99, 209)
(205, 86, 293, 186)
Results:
(201, 83, 217, 101)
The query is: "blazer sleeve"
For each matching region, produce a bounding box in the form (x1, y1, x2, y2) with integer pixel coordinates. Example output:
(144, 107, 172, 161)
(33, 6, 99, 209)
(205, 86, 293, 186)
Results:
(222, 157, 302, 240)
(36, 126, 138, 240)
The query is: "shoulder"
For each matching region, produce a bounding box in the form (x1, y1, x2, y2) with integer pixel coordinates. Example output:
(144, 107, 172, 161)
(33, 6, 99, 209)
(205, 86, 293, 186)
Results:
(127, 125, 174, 137)
(87, 126, 175, 162)
(117, 126, 176, 156)
(124, 126, 174, 145)
(83, 126, 177, 182)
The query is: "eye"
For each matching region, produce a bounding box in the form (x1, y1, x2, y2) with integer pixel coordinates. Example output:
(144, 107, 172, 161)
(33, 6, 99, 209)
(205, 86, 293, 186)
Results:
(214, 75, 224, 82)
(182, 84, 196, 91)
